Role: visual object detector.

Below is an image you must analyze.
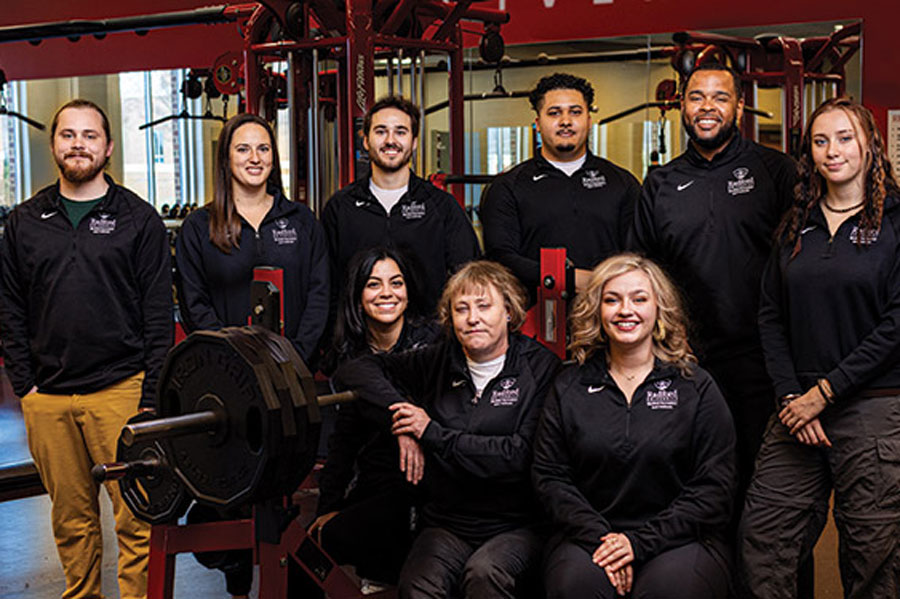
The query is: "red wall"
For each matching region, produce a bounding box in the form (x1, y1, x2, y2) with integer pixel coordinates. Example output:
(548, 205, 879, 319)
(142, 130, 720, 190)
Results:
(1, 1, 895, 131)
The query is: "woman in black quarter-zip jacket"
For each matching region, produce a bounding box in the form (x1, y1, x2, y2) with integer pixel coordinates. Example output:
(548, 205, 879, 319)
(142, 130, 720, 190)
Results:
(174, 113, 328, 599)
(533, 253, 735, 599)
(335, 261, 560, 599)
(739, 98, 900, 599)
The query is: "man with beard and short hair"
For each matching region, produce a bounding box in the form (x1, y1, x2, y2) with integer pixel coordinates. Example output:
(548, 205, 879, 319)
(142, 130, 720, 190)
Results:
(480, 73, 641, 303)
(322, 95, 480, 314)
(0, 99, 172, 599)
(632, 62, 798, 516)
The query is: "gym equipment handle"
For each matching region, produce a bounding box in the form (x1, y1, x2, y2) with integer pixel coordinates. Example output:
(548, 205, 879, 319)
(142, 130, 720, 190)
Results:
(91, 457, 161, 482)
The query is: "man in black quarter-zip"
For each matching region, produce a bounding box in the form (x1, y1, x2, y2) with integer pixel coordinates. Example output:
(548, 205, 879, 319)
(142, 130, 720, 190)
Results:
(632, 63, 798, 518)
(480, 73, 641, 305)
(322, 95, 480, 315)
(0, 100, 172, 599)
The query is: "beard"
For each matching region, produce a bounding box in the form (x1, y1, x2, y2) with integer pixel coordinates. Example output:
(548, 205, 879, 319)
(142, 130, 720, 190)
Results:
(683, 112, 737, 152)
(56, 152, 109, 184)
(368, 143, 412, 173)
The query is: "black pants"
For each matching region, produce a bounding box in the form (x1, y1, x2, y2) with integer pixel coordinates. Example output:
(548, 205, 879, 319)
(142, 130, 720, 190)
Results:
(544, 537, 730, 599)
(399, 526, 543, 599)
(319, 486, 415, 583)
(739, 397, 900, 598)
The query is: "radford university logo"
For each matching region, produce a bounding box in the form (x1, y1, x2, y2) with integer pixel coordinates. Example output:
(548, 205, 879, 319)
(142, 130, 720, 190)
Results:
(490, 377, 520, 407)
(645, 379, 679, 410)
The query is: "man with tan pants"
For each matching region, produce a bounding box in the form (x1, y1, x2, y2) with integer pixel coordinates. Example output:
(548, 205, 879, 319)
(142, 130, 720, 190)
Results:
(0, 99, 172, 599)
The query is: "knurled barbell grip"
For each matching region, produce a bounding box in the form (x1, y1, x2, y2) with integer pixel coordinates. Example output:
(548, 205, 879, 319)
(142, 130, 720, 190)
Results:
(316, 390, 359, 407)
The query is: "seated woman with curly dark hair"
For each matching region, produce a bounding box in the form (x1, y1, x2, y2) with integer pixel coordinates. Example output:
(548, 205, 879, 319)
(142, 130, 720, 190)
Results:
(533, 253, 735, 598)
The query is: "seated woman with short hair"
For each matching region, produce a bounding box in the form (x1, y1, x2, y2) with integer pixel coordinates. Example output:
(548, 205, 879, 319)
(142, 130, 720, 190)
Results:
(532, 253, 735, 599)
(336, 260, 560, 599)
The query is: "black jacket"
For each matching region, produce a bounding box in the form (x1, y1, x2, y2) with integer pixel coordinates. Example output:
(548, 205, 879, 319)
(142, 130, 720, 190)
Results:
(0, 176, 173, 408)
(532, 357, 736, 564)
(481, 152, 640, 300)
(759, 195, 900, 401)
(632, 135, 797, 363)
(317, 319, 440, 516)
(174, 192, 328, 362)
(321, 172, 481, 312)
(335, 332, 560, 543)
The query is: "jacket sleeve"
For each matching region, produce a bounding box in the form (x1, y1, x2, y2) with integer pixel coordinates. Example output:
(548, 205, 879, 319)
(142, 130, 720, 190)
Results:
(174, 216, 224, 333)
(320, 196, 343, 339)
(763, 148, 799, 214)
(532, 379, 612, 553)
(442, 193, 482, 273)
(419, 350, 558, 480)
(0, 211, 36, 396)
(135, 210, 175, 410)
(758, 248, 803, 400)
(316, 401, 367, 515)
(624, 374, 736, 563)
(333, 343, 444, 428)
(826, 246, 900, 399)
(630, 172, 662, 256)
(292, 216, 329, 362)
(480, 176, 541, 291)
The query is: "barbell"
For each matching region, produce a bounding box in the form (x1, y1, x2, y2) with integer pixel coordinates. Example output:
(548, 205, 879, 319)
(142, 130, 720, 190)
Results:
(92, 326, 356, 524)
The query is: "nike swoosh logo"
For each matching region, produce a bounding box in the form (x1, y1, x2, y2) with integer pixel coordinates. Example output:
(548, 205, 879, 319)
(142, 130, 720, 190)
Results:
(451, 379, 467, 388)
(587, 385, 605, 394)
(800, 226, 816, 235)
(355, 200, 366, 207)
(533, 174, 549, 181)
(41, 211, 57, 220)
(677, 181, 695, 191)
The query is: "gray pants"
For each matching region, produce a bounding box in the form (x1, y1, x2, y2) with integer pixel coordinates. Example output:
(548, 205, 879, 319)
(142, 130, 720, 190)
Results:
(739, 396, 900, 598)
(399, 526, 543, 599)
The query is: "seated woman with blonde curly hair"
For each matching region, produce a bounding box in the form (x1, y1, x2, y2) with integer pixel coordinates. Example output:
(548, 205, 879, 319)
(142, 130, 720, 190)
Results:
(533, 253, 736, 598)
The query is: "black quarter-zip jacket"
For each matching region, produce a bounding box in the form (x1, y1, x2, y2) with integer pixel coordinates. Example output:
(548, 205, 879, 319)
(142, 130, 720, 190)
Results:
(322, 172, 481, 312)
(480, 152, 640, 301)
(175, 191, 329, 362)
(759, 195, 900, 401)
(334, 333, 560, 543)
(532, 357, 735, 564)
(632, 136, 797, 363)
(317, 319, 440, 515)
(0, 176, 173, 408)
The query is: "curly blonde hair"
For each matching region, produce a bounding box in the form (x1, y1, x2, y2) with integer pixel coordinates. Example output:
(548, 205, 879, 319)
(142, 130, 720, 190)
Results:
(568, 253, 696, 374)
(437, 261, 528, 334)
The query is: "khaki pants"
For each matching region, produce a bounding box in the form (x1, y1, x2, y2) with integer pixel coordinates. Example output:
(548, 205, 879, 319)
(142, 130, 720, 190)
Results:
(21, 373, 150, 599)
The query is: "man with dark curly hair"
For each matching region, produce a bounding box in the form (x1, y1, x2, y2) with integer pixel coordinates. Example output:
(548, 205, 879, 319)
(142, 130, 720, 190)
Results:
(480, 72, 641, 304)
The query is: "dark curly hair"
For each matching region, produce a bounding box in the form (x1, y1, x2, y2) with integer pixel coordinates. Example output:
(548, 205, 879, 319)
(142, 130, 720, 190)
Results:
(528, 73, 594, 113)
(776, 97, 899, 257)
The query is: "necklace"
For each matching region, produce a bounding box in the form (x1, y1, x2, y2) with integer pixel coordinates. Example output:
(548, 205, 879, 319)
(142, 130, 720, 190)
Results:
(610, 363, 651, 382)
(822, 199, 865, 214)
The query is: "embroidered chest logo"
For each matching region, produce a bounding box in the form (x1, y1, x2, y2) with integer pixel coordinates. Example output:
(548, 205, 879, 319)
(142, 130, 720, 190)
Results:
(401, 201, 426, 220)
(645, 379, 679, 410)
(89, 214, 116, 235)
(727, 167, 755, 196)
(581, 170, 607, 189)
(849, 225, 879, 245)
(490, 377, 520, 407)
(271, 218, 298, 245)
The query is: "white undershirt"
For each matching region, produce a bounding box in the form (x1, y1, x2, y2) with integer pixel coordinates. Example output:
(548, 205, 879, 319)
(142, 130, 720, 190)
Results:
(369, 180, 408, 214)
(546, 154, 586, 177)
(467, 355, 506, 399)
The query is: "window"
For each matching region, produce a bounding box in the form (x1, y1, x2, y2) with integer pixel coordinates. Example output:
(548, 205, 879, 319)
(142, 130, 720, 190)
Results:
(119, 69, 205, 209)
(0, 80, 30, 207)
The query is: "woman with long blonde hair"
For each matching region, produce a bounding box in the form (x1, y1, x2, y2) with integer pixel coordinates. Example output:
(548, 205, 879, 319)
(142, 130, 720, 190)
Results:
(533, 253, 735, 598)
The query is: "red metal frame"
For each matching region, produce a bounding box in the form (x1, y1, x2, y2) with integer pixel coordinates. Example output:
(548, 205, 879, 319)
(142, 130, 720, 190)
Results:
(520, 248, 568, 360)
(147, 515, 385, 599)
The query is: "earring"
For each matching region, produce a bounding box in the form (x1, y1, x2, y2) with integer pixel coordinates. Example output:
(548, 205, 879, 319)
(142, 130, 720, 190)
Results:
(653, 318, 666, 341)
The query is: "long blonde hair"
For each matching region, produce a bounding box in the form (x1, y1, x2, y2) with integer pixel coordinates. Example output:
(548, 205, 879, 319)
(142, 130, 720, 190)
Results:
(568, 253, 696, 374)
